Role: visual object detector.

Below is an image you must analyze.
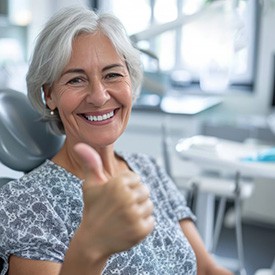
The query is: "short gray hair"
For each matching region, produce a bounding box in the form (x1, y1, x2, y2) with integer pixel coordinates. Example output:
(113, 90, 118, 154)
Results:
(27, 6, 143, 135)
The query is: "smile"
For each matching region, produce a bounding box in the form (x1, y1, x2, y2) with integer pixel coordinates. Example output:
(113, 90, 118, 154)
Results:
(83, 110, 115, 122)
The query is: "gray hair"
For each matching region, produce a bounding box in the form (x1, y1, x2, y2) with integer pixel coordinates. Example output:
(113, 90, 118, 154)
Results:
(27, 6, 143, 135)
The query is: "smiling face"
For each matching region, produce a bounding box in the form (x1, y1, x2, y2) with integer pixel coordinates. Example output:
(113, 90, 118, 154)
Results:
(45, 32, 133, 149)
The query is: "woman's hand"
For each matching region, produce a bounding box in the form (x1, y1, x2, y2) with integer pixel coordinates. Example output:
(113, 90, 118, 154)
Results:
(73, 143, 155, 258)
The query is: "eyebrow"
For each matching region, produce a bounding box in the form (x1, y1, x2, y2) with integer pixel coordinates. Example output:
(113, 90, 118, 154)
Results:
(102, 63, 124, 72)
(61, 64, 125, 77)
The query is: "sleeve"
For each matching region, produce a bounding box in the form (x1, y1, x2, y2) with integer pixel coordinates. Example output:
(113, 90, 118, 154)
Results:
(147, 156, 196, 222)
(0, 179, 69, 273)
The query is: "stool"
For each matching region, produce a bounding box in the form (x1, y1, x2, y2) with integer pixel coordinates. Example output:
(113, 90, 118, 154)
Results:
(188, 173, 254, 275)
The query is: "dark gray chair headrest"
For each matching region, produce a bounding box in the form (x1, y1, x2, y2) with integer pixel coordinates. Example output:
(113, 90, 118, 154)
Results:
(0, 88, 64, 173)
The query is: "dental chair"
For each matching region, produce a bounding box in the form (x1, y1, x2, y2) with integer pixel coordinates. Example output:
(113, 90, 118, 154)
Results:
(0, 88, 64, 273)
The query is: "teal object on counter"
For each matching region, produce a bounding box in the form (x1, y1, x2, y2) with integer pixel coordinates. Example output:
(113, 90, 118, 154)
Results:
(241, 147, 275, 162)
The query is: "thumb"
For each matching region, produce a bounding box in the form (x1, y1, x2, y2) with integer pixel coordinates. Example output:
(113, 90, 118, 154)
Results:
(74, 143, 107, 185)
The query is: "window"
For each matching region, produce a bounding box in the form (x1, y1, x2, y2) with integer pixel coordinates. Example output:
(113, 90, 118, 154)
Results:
(98, 0, 259, 91)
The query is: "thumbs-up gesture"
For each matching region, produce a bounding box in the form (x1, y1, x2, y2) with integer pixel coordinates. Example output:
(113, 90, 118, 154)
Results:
(73, 143, 155, 258)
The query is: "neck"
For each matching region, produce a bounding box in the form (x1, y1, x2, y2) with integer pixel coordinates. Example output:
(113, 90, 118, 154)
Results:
(51, 139, 128, 180)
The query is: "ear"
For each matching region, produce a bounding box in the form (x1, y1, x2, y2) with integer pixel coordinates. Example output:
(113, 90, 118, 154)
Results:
(43, 84, 57, 110)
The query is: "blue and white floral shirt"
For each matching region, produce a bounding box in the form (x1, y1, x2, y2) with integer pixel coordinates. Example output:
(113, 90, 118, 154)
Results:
(0, 152, 197, 274)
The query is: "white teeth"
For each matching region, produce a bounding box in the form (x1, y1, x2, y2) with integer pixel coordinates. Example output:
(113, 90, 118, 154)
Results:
(85, 110, 114, 122)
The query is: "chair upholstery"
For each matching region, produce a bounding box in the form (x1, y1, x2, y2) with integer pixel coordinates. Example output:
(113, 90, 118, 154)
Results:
(0, 89, 64, 274)
(0, 88, 64, 173)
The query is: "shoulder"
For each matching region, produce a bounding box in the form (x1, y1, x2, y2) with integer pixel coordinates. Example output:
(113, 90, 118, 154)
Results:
(0, 159, 82, 233)
(0, 160, 79, 265)
(0, 161, 51, 201)
(1, 160, 81, 197)
(0, 161, 62, 221)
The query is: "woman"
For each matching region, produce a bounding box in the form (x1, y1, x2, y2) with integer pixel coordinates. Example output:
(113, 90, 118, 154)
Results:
(0, 6, 232, 275)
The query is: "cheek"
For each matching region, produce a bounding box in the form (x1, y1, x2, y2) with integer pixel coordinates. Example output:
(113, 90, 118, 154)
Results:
(121, 80, 133, 103)
(122, 90, 132, 108)
(58, 96, 82, 119)
(58, 99, 72, 115)
(53, 87, 83, 112)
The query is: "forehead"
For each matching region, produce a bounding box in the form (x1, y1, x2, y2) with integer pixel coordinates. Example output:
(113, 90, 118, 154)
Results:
(69, 32, 123, 64)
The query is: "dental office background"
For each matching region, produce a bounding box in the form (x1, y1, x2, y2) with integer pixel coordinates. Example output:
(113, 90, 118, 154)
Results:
(1, 0, 275, 226)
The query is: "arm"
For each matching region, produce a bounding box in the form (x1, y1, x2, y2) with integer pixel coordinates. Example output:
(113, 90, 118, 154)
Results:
(180, 219, 233, 275)
(8, 257, 61, 275)
(9, 242, 110, 275)
(8, 144, 154, 275)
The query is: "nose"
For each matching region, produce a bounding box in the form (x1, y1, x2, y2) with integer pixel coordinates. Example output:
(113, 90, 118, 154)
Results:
(86, 78, 110, 107)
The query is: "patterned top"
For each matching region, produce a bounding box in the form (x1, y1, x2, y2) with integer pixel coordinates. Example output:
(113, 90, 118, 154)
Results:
(0, 152, 197, 274)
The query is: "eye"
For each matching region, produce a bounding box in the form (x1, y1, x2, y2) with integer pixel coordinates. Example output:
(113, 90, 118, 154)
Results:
(67, 77, 85, 85)
(105, 72, 123, 80)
